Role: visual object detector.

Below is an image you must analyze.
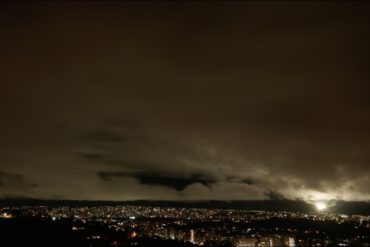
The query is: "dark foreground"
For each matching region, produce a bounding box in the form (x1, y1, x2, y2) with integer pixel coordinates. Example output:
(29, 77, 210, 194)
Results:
(0, 217, 195, 247)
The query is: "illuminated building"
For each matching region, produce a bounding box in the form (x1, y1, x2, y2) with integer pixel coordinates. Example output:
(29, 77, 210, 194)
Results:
(233, 237, 257, 247)
(190, 229, 195, 244)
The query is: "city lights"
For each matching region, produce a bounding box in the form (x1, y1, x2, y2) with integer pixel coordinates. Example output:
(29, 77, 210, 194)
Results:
(2, 204, 370, 246)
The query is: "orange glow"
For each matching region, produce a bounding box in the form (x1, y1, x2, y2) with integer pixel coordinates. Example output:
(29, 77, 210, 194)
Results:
(131, 231, 137, 238)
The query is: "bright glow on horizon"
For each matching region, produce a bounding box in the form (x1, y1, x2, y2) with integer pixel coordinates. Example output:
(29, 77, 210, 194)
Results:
(315, 202, 327, 211)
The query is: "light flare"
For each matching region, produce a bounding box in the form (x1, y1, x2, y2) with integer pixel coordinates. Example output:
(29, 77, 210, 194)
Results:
(315, 202, 327, 211)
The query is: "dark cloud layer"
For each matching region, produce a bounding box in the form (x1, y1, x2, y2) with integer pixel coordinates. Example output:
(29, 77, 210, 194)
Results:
(0, 2, 370, 202)
(0, 171, 36, 197)
(97, 171, 216, 191)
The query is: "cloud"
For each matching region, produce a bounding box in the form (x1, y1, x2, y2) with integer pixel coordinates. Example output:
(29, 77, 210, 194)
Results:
(81, 130, 126, 143)
(0, 171, 38, 198)
(0, 2, 369, 202)
(264, 190, 285, 200)
(0, 171, 26, 188)
(97, 170, 216, 191)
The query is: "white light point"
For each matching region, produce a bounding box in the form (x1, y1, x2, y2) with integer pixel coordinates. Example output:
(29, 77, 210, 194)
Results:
(315, 202, 327, 211)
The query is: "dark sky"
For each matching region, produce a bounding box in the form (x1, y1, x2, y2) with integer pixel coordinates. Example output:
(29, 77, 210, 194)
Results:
(1, 2, 370, 202)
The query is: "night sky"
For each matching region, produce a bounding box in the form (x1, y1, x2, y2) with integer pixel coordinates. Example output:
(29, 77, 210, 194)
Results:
(1, 2, 370, 202)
